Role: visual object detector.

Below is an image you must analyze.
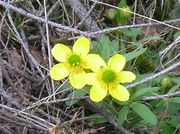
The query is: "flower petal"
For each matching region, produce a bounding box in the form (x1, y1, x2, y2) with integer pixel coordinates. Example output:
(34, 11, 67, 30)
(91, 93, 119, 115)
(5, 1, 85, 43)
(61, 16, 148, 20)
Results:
(90, 85, 108, 102)
(50, 63, 70, 80)
(85, 54, 106, 72)
(69, 71, 86, 89)
(84, 73, 97, 85)
(118, 71, 136, 83)
(52, 44, 72, 62)
(109, 84, 130, 101)
(108, 54, 126, 72)
(73, 36, 90, 55)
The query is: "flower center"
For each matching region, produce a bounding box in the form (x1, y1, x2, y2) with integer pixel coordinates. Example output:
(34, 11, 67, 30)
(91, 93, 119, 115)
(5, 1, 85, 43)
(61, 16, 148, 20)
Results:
(68, 54, 80, 65)
(102, 69, 116, 83)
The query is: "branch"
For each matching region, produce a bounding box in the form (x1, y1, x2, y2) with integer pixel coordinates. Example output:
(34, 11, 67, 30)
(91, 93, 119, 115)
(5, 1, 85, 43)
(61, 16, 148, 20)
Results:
(126, 61, 180, 89)
(66, 0, 102, 38)
(0, 1, 90, 37)
(88, 19, 180, 35)
(89, 0, 180, 30)
(143, 90, 180, 101)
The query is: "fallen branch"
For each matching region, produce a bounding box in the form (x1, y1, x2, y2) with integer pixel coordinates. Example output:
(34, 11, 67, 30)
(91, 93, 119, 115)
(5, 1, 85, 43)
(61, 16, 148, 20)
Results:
(143, 90, 180, 101)
(126, 61, 180, 89)
(0, 1, 90, 37)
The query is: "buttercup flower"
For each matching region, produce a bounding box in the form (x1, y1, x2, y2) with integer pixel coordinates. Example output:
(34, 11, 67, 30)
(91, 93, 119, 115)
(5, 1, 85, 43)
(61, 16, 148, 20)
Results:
(84, 54, 136, 102)
(50, 36, 90, 89)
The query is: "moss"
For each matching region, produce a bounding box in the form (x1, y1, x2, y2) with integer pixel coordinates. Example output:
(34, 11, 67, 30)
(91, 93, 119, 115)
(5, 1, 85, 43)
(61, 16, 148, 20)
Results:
(136, 51, 156, 74)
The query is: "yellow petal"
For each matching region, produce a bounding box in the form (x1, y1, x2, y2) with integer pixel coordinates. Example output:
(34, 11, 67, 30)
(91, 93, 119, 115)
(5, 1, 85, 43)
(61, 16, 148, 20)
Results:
(84, 73, 97, 85)
(85, 54, 106, 72)
(52, 43, 72, 62)
(50, 63, 70, 80)
(108, 54, 126, 72)
(73, 36, 90, 55)
(118, 71, 136, 83)
(109, 84, 130, 101)
(90, 85, 108, 102)
(69, 71, 86, 89)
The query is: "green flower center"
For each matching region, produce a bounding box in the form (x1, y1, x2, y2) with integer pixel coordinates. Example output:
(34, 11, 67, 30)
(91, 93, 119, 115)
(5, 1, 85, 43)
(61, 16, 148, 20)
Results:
(68, 54, 80, 65)
(102, 69, 116, 83)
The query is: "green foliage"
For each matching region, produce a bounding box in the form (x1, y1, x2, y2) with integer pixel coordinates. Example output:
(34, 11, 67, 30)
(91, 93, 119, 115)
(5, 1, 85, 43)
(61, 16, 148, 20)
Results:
(105, 0, 132, 25)
(131, 102, 158, 125)
(124, 47, 147, 61)
(92, 36, 115, 61)
(135, 50, 156, 74)
(117, 105, 129, 125)
(132, 87, 160, 100)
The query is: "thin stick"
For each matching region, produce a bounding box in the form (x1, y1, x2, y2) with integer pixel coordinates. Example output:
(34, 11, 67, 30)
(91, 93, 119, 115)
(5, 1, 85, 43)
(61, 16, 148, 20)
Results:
(143, 90, 180, 101)
(0, 1, 90, 36)
(126, 61, 180, 89)
(89, 0, 180, 30)
(88, 19, 180, 36)
(43, 0, 55, 100)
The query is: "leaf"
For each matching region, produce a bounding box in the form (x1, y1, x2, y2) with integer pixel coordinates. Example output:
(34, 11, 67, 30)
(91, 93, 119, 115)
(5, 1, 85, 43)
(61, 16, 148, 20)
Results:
(89, 114, 108, 125)
(65, 86, 89, 106)
(118, 106, 129, 125)
(92, 36, 120, 61)
(173, 31, 180, 40)
(168, 83, 180, 93)
(159, 121, 175, 134)
(122, 28, 142, 41)
(124, 47, 147, 61)
(94, 36, 114, 62)
(169, 97, 180, 104)
(118, 0, 127, 8)
(133, 87, 160, 100)
(131, 102, 158, 125)
(91, 41, 100, 54)
(168, 118, 180, 128)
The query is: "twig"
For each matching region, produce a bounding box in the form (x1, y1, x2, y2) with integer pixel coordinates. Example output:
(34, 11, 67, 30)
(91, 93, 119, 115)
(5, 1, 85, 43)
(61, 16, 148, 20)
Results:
(89, 0, 180, 30)
(159, 36, 180, 59)
(0, 1, 90, 37)
(43, 0, 55, 99)
(65, 0, 102, 39)
(143, 90, 180, 101)
(0, 104, 54, 130)
(88, 19, 180, 36)
(126, 61, 180, 89)
(74, 1, 98, 29)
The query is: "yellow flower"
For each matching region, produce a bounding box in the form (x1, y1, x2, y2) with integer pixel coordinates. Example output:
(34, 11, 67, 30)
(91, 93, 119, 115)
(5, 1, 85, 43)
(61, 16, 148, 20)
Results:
(50, 36, 90, 89)
(84, 54, 136, 102)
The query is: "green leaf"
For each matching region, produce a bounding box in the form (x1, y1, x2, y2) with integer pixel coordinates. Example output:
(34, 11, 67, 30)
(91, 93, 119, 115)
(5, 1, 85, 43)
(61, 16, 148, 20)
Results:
(160, 121, 175, 134)
(124, 47, 147, 61)
(169, 97, 180, 104)
(118, 106, 129, 125)
(122, 28, 142, 41)
(89, 114, 108, 125)
(174, 31, 180, 40)
(99, 36, 113, 61)
(115, 16, 126, 25)
(133, 87, 160, 100)
(91, 41, 100, 54)
(65, 86, 89, 106)
(131, 102, 158, 125)
(118, 0, 127, 8)
(168, 83, 180, 93)
(93, 36, 114, 61)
